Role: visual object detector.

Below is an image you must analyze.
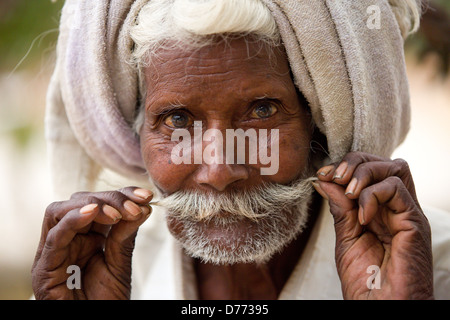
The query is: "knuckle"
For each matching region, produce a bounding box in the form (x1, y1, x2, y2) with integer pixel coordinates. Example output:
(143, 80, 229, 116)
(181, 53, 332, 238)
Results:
(44, 201, 67, 223)
(32, 276, 47, 299)
(346, 150, 368, 161)
(33, 277, 63, 300)
(358, 186, 372, 202)
(353, 161, 371, 175)
(118, 186, 138, 194)
(44, 226, 62, 249)
(347, 150, 364, 157)
(342, 151, 362, 164)
(71, 192, 106, 206)
(45, 201, 62, 217)
(84, 195, 102, 205)
(70, 191, 88, 199)
(384, 175, 403, 186)
(43, 228, 58, 251)
(342, 151, 373, 169)
(103, 190, 128, 204)
(31, 266, 48, 295)
(393, 158, 411, 173)
(393, 157, 409, 167)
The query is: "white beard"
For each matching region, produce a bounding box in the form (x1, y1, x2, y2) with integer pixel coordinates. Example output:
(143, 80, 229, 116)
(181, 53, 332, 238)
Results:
(160, 176, 316, 265)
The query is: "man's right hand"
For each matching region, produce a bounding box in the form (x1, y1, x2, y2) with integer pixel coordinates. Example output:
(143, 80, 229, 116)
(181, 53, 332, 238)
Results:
(31, 187, 153, 300)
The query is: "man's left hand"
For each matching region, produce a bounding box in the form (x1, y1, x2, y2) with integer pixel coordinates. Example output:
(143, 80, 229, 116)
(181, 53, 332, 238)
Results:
(313, 151, 434, 300)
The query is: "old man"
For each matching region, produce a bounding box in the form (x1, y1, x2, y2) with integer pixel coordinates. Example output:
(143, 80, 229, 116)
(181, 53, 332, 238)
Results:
(32, 0, 450, 299)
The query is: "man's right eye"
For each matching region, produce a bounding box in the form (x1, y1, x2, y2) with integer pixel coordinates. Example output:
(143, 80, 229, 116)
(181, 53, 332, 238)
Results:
(163, 112, 193, 129)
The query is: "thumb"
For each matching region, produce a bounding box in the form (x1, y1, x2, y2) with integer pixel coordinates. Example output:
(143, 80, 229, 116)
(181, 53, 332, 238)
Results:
(312, 181, 362, 248)
(313, 180, 356, 215)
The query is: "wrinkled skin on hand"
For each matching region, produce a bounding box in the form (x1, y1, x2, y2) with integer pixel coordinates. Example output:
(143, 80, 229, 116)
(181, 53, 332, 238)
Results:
(313, 152, 434, 300)
(32, 151, 434, 300)
(31, 187, 153, 300)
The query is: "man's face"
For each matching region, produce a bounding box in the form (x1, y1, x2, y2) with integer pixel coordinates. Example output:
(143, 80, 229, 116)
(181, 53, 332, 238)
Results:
(140, 37, 314, 264)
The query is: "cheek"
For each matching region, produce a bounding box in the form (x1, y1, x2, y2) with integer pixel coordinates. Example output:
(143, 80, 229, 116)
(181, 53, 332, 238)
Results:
(271, 136, 311, 183)
(140, 131, 194, 195)
(266, 121, 312, 184)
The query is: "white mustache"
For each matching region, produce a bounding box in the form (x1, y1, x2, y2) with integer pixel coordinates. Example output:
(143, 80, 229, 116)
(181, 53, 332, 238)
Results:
(154, 176, 318, 222)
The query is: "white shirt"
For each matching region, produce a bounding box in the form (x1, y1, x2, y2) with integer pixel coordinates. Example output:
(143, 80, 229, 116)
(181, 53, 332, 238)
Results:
(130, 201, 450, 300)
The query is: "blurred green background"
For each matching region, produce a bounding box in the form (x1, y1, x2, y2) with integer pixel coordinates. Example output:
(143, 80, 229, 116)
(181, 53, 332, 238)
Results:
(0, 0, 63, 152)
(0, 0, 63, 300)
(0, 0, 449, 300)
(0, 0, 63, 72)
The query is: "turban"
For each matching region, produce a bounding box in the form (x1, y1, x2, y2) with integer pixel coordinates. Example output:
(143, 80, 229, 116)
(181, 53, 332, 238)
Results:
(46, 0, 412, 199)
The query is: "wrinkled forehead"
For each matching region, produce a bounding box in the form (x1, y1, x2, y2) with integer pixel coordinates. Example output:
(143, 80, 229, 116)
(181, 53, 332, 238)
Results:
(143, 37, 293, 100)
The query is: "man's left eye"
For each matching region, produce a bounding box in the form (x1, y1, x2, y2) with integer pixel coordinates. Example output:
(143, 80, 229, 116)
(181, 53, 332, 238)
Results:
(250, 103, 278, 119)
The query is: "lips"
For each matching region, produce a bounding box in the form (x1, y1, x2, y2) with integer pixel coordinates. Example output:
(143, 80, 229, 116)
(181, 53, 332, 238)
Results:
(167, 211, 256, 246)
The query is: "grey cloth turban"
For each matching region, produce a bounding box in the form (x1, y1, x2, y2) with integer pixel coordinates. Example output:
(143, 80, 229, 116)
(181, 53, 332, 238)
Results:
(46, 0, 411, 198)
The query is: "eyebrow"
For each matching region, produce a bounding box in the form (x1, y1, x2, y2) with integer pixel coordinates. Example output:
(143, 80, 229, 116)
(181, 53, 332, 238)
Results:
(147, 100, 188, 117)
(254, 95, 283, 102)
(146, 100, 191, 129)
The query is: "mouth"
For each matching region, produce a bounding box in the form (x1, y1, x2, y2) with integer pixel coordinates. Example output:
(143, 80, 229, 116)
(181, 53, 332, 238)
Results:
(159, 177, 316, 264)
(166, 212, 260, 253)
(166, 208, 256, 224)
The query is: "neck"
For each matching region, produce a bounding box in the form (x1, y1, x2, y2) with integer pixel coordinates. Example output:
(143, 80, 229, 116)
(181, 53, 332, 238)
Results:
(194, 192, 322, 300)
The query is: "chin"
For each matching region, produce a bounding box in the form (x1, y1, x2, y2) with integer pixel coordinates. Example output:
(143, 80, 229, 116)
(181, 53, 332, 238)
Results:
(166, 199, 311, 265)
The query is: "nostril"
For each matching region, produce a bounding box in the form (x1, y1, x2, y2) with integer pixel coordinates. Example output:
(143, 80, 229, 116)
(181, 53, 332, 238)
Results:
(194, 163, 249, 192)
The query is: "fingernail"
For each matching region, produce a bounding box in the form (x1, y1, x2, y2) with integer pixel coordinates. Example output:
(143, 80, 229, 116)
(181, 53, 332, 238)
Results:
(312, 181, 329, 200)
(317, 165, 334, 177)
(345, 177, 358, 196)
(103, 204, 122, 222)
(140, 205, 151, 216)
(133, 188, 153, 200)
(124, 200, 142, 216)
(333, 162, 348, 180)
(80, 203, 98, 215)
(359, 206, 365, 225)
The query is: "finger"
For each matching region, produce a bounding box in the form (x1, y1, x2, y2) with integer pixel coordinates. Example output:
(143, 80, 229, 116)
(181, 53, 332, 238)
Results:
(313, 180, 356, 213)
(84, 190, 146, 222)
(107, 205, 152, 245)
(42, 196, 120, 236)
(34, 198, 108, 267)
(71, 188, 153, 221)
(316, 151, 387, 184)
(344, 159, 419, 206)
(358, 176, 422, 230)
(52, 205, 119, 238)
(35, 190, 151, 267)
(33, 204, 105, 292)
(35, 204, 102, 270)
(71, 187, 154, 205)
(104, 205, 152, 275)
(313, 181, 363, 260)
(313, 181, 360, 234)
(118, 186, 154, 205)
(44, 203, 100, 251)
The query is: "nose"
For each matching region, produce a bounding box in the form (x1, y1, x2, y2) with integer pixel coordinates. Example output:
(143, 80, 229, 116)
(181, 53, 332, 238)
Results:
(194, 163, 249, 192)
